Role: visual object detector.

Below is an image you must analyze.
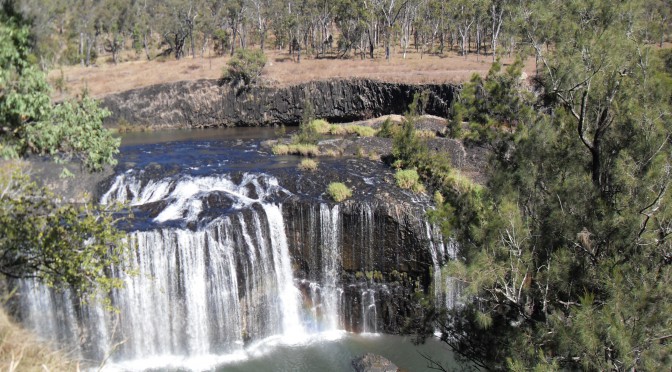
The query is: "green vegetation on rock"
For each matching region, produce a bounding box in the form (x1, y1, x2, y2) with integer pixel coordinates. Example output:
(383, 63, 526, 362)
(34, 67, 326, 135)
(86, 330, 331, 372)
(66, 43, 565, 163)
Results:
(394, 169, 425, 194)
(298, 158, 318, 171)
(326, 182, 352, 202)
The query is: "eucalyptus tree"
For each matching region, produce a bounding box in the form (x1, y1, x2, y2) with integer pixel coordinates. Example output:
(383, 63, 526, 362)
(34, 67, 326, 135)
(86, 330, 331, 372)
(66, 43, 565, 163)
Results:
(250, 0, 271, 50)
(98, 0, 134, 64)
(373, 0, 409, 60)
(225, 0, 247, 55)
(154, 0, 197, 59)
(489, 0, 507, 61)
(333, 0, 368, 58)
(450, 0, 476, 57)
(399, 0, 419, 58)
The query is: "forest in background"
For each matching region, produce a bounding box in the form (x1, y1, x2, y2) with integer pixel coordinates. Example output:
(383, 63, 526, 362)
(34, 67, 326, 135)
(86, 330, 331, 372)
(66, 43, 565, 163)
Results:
(13, 0, 671, 69)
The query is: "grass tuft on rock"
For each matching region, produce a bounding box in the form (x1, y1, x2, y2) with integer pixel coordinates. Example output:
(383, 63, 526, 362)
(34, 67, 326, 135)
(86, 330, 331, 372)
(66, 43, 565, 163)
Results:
(395, 169, 426, 194)
(327, 182, 352, 202)
(271, 143, 320, 157)
(298, 158, 319, 171)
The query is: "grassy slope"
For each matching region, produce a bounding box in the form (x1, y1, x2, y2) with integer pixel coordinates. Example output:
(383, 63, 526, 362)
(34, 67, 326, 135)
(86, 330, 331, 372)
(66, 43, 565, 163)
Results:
(0, 307, 81, 371)
(48, 48, 535, 100)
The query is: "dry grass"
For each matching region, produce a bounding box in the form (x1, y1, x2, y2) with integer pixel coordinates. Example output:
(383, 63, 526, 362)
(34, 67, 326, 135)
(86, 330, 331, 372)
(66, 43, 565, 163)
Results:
(298, 158, 319, 171)
(0, 307, 81, 371)
(272, 143, 320, 157)
(415, 129, 438, 139)
(48, 48, 536, 100)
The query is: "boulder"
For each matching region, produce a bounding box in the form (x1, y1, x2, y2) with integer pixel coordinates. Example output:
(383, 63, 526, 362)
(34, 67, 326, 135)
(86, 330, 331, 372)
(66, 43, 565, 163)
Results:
(352, 353, 399, 372)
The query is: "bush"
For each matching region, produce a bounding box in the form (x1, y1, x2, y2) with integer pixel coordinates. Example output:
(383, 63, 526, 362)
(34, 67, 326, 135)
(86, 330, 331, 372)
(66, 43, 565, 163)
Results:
(272, 143, 319, 157)
(351, 125, 377, 137)
(395, 169, 425, 193)
(328, 124, 377, 137)
(327, 182, 352, 202)
(377, 118, 400, 138)
(298, 158, 318, 171)
(222, 49, 267, 86)
(308, 119, 331, 134)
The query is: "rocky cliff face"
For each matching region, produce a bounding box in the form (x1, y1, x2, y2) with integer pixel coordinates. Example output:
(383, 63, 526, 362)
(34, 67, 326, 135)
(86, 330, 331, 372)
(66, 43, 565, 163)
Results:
(283, 199, 435, 334)
(101, 79, 457, 129)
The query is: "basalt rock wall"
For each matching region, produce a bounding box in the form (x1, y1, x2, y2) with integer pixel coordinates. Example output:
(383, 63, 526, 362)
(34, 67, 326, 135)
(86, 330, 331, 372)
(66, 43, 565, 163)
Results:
(283, 199, 435, 334)
(101, 79, 457, 129)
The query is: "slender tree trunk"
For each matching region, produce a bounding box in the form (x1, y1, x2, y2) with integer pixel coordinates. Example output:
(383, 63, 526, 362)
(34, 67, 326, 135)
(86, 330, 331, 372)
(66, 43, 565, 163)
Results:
(79, 32, 85, 66)
(260, 27, 266, 50)
(190, 25, 196, 58)
(143, 31, 150, 60)
(201, 34, 208, 58)
(230, 22, 238, 56)
(86, 34, 93, 66)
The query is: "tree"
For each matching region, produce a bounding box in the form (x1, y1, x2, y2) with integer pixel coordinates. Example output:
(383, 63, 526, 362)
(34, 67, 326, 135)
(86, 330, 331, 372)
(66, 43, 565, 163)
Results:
(221, 48, 267, 86)
(0, 1, 125, 295)
(425, 1, 672, 370)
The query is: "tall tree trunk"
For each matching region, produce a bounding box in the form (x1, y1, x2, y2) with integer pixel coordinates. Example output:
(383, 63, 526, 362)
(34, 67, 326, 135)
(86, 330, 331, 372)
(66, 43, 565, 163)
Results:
(230, 22, 238, 56)
(79, 32, 85, 66)
(260, 27, 266, 50)
(143, 31, 150, 60)
(201, 34, 208, 58)
(85, 34, 93, 66)
(190, 27, 195, 58)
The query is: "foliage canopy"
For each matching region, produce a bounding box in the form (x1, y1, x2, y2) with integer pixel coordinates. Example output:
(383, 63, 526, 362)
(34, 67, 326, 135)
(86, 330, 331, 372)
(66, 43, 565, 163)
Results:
(0, 3, 125, 295)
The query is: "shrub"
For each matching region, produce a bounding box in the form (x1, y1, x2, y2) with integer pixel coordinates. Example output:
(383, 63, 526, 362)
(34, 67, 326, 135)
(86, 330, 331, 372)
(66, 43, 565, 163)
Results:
(328, 124, 377, 137)
(222, 49, 267, 86)
(327, 182, 352, 202)
(351, 125, 377, 137)
(323, 149, 341, 157)
(272, 143, 319, 157)
(415, 129, 437, 139)
(395, 169, 425, 193)
(377, 118, 399, 138)
(298, 158, 318, 171)
(308, 119, 331, 134)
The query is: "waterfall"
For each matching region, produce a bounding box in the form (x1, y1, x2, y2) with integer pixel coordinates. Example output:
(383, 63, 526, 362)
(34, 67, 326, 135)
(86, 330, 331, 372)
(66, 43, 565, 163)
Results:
(424, 220, 462, 310)
(12, 171, 459, 369)
(361, 288, 377, 333)
(319, 204, 341, 331)
(261, 204, 305, 339)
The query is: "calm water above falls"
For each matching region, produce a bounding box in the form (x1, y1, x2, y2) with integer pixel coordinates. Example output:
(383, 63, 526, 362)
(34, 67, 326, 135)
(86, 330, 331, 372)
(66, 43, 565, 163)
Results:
(16, 128, 459, 371)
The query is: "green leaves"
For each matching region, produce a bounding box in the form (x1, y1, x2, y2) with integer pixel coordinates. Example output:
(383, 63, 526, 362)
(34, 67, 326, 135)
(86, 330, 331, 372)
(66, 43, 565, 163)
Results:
(221, 48, 267, 86)
(428, 2, 672, 370)
(0, 4, 125, 300)
(1, 5, 120, 173)
(454, 58, 534, 143)
(25, 97, 120, 172)
(0, 168, 127, 296)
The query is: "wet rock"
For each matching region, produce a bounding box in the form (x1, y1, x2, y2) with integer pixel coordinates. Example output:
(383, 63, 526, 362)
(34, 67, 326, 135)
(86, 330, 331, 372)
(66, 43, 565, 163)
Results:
(352, 353, 399, 372)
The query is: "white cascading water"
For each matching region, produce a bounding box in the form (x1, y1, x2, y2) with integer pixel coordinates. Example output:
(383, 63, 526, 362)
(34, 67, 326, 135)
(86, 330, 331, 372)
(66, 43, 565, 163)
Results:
(17, 173, 308, 366)
(261, 203, 305, 340)
(361, 288, 378, 333)
(319, 203, 342, 331)
(14, 171, 457, 369)
(425, 221, 462, 310)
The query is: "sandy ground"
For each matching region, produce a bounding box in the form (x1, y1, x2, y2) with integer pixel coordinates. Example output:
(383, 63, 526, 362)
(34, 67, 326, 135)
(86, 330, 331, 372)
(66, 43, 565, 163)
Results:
(48, 48, 536, 100)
